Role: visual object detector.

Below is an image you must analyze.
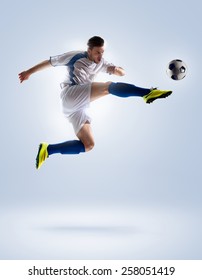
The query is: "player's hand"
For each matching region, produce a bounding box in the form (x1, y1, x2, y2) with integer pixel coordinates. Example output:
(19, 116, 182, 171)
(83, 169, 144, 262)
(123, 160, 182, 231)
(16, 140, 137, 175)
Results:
(107, 66, 116, 75)
(18, 71, 31, 83)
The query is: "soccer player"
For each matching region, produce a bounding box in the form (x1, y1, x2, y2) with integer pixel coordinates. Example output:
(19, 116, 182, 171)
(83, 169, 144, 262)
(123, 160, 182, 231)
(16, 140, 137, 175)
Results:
(18, 36, 172, 169)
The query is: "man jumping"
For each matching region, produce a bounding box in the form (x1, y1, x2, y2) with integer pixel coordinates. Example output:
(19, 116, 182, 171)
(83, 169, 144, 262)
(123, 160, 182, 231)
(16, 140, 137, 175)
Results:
(18, 36, 172, 169)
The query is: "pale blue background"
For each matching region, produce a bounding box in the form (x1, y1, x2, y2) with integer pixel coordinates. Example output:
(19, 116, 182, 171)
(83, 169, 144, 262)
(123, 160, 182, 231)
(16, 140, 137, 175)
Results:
(0, 0, 201, 259)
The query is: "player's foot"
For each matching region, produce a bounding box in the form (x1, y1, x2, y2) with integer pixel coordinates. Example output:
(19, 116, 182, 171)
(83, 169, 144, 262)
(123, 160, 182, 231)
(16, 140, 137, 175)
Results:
(143, 88, 172, 104)
(36, 142, 49, 169)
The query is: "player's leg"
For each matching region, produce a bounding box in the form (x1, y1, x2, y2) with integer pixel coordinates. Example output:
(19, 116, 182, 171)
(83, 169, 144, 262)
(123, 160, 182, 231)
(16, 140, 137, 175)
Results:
(36, 139, 85, 169)
(91, 82, 153, 101)
(47, 122, 94, 154)
(91, 81, 149, 101)
(108, 82, 172, 103)
(76, 122, 95, 152)
(36, 124, 94, 170)
(90, 82, 112, 102)
(108, 82, 151, 97)
(36, 86, 95, 169)
(109, 82, 173, 103)
(91, 82, 172, 103)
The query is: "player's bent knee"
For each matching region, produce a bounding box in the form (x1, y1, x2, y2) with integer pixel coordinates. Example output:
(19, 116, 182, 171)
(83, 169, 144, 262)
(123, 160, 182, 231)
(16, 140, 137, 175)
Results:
(105, 81, 112, 93)
(84, 140, 95, 152)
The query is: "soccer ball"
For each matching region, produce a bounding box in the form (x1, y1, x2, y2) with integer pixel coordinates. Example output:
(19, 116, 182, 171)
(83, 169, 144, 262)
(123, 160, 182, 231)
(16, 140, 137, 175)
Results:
(166, 59, 187, 80)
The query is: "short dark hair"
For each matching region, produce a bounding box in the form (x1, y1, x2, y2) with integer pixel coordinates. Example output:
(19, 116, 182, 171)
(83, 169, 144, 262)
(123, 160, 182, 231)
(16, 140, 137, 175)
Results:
(87, 36, 104, 49)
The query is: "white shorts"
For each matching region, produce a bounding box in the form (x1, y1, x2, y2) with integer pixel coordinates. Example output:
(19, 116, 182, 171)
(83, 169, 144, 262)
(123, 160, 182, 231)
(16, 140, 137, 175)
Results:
(60, 83, 91, 134)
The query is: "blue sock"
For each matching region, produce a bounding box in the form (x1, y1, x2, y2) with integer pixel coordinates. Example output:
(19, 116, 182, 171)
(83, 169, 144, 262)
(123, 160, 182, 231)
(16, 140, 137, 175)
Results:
(47, 140, 85, 155)
(108, 82, 150, 98)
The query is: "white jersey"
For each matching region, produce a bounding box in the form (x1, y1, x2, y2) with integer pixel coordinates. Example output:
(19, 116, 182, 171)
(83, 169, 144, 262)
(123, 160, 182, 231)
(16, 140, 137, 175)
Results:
(50, 50, 114, 134)
(50, 50, 114, 87)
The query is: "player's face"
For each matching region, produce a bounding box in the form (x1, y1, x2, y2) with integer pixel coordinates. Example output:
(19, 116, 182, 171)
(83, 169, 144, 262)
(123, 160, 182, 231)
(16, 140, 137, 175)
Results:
(88, 46, 105, 64)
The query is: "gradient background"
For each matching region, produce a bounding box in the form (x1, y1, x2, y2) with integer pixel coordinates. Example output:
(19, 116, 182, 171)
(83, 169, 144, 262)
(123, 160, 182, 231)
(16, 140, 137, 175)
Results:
(0, 0, 201, 259)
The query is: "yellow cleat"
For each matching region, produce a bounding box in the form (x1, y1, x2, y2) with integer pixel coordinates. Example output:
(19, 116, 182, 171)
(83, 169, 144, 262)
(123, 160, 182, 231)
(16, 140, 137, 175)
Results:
(143, 89, 172, 104)
(36, 142, 49, 169)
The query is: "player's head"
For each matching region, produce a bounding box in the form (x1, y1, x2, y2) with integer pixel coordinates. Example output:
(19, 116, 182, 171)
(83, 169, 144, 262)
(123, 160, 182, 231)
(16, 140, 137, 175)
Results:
(87, 36, 105, 64)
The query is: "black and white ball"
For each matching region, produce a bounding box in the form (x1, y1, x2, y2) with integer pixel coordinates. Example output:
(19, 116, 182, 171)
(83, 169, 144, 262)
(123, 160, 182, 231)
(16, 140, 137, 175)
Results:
(166, 59, 187, 80)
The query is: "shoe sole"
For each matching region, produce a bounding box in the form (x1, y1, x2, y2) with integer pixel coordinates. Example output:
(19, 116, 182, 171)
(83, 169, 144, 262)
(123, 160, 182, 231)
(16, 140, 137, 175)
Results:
(146, 91, 172, 104)
(36, 143, 43, 169)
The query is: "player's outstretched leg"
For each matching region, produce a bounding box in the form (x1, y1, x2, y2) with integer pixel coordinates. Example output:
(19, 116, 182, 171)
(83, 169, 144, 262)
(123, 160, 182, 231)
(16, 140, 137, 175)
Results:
(108, 82, 172, 103)
(36, 140, 85, 169)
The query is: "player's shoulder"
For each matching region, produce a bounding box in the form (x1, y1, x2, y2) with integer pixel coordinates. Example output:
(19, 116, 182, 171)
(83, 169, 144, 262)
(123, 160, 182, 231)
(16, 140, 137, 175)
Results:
(66, 50, 87, 57)
(56, 50, 86, 59)
(63, 50, 88, 63)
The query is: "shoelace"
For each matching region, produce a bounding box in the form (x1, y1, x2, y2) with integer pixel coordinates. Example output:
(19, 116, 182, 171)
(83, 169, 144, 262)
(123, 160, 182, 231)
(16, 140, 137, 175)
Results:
(150, 87, 158, 91)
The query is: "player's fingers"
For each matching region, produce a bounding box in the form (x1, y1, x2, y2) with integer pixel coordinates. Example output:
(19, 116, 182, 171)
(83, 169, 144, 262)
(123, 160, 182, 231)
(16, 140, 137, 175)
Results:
(18, 73, 25, 83)
(19, 76, 24, 83)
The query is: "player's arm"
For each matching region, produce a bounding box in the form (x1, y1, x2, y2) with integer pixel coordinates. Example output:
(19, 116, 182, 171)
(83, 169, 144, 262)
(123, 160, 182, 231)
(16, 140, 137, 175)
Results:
(18, 59, 52, 83)
(107, 66, 125, 76)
